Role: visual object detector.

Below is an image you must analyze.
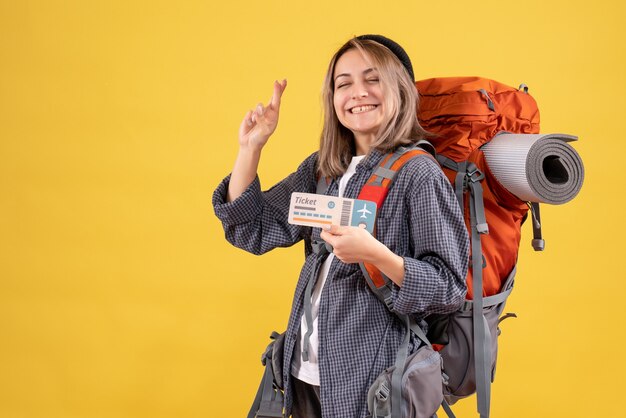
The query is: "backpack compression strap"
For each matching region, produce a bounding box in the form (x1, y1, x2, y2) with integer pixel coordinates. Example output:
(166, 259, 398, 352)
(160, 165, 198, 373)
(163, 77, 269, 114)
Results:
(436, 154, 492, 418)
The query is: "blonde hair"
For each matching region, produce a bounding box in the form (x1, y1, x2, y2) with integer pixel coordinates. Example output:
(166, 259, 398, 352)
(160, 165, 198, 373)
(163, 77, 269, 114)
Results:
(318, 38, 428, 178)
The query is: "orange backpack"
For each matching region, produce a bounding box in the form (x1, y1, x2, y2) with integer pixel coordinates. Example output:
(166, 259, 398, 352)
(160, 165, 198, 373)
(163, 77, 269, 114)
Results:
(417, 77, 542, 418)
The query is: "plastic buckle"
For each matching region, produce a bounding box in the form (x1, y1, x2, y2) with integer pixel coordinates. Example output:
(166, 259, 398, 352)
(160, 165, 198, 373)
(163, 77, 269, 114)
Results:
(384, 296, 394, 311)
(376, 383, 390, 401)
(466, 166, 485, 183)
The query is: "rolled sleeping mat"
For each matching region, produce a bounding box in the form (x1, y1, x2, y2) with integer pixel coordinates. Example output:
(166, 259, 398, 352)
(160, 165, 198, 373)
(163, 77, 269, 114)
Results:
(481, 133, 584, 204)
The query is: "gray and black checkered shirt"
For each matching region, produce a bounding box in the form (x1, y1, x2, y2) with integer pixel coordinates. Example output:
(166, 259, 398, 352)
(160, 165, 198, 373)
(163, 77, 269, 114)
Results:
(213, 148, 469, 418)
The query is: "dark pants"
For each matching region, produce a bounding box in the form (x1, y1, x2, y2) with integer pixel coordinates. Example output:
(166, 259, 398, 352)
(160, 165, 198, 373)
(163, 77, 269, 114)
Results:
(291, 377, 322, 418)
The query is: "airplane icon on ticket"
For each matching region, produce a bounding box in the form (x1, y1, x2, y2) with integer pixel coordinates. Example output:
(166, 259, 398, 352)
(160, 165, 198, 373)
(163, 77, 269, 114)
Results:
(357, 204, 372, 219)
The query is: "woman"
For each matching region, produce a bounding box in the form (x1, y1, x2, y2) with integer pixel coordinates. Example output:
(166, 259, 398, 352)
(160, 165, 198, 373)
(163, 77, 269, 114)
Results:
(213, 35, 469, 418)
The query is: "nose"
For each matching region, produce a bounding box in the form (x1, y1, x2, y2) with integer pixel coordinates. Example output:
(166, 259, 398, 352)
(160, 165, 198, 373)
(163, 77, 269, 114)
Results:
(351, 83, 368, 99)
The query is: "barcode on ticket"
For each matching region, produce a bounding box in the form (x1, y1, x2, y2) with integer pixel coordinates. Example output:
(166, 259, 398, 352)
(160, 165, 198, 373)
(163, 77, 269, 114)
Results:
(340, 200, 352, 226)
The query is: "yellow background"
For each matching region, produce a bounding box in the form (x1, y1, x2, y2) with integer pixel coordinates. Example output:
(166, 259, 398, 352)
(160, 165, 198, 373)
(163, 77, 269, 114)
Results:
(1, 0, 624, 417)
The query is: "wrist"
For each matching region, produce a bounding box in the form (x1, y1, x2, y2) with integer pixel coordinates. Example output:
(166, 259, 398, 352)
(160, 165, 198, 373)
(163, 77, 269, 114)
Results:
(238, 144, 263, 158)
(366, 239, 390, 265)
(235, 147, 262, 171)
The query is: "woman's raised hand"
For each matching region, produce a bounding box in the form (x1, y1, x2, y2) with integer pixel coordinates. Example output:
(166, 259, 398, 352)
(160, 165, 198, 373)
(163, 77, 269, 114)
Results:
(227, 79, 286, 202)
(238, 79, 287, 151)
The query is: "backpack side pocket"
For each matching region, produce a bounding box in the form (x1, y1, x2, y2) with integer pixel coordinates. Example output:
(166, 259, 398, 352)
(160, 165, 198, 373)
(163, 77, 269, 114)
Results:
(367, 345, 443, 418)
(439, 303, 506, 404)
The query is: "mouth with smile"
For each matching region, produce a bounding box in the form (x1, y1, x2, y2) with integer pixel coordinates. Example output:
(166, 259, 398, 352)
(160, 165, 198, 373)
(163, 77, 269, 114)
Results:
(349, 104, 378, 114)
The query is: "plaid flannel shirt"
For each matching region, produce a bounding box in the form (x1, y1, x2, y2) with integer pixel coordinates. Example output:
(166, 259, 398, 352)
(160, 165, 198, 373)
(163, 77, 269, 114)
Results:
(213, 148, 469, 418)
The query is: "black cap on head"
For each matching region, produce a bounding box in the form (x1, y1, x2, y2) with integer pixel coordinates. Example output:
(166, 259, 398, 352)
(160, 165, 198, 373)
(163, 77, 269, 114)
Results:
(356, 34, 414, 81)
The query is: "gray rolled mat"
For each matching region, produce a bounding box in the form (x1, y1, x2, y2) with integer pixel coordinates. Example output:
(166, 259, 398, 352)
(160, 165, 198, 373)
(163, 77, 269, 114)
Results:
(481, 133, 584, 204)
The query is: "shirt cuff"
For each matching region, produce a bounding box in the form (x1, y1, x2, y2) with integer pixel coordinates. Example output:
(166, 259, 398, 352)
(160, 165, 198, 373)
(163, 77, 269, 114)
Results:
(212, 174, 263, 226)
(391, 256, 440, 314)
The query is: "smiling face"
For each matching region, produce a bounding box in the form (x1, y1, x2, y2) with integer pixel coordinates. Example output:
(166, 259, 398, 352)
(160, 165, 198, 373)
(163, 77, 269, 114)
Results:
(332, 48, 386, 154)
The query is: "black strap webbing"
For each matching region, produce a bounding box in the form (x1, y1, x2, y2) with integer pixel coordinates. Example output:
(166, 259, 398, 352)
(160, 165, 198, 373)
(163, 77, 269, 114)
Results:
(248, 346, 284, 418)
(530, 202, 545, 251)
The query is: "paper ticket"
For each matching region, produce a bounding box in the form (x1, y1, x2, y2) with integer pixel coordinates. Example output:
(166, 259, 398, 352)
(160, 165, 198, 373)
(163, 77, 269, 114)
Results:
(288, 192, 377, 233)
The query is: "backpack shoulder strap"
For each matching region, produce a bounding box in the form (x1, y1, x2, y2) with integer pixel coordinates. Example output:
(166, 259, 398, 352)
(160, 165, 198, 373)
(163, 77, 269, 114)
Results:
(357, 145, 433, 310)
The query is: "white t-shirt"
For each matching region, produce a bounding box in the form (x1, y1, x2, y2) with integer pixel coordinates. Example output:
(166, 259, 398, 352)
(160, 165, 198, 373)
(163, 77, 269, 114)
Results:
(291, 155, 366, 385)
